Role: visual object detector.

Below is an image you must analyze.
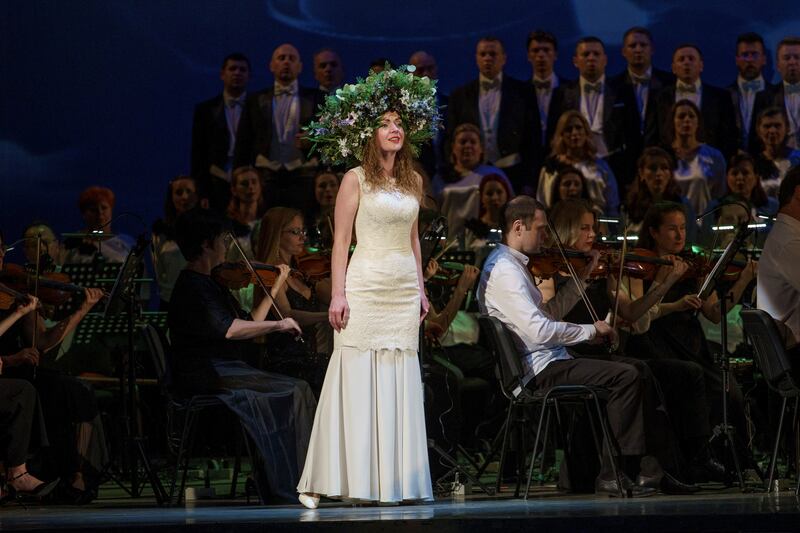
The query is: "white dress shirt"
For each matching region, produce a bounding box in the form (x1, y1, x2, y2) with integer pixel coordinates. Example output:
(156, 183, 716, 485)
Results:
(477, 244, 596, 385)
(533, 73, 558, 144)
(580, 75, 607, 157)
(629, 67, 652, 128)
(757, 213, 800, 347)
(675, 79, 702, 108)
(737, 75, 764, 143)
(479, 73, 503, 164)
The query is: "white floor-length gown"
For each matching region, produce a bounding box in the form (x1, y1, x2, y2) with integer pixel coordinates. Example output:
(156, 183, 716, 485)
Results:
(297, 166, 433, 502)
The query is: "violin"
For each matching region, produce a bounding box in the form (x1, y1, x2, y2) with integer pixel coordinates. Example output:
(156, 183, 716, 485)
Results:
(0, 282, 34, 311)
(0, 264, 85, 306)
(295, 249, 331, 283)
(211, 261, 302, 290)
(529, 245, 673, 280)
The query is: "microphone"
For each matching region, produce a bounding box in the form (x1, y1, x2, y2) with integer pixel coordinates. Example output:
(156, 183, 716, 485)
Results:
(696, 200, 751, 222)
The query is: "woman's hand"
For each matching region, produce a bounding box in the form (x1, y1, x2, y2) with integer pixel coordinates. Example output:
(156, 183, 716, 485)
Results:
(424, 259, 439, 282)
(455, 265, 480, 293)
(274, 264, 292, 291)
(3, 348, 40, 368)
(675, 294, 703, 311)
(578, 248, 601, 280)
(420, 291, 430, 324)
(80, 288, 105, 311)
(278, 317, 302, 337)
(654, 255, 689, 284)
(328, 293, 350, 332)
(15, 296, 39, 317)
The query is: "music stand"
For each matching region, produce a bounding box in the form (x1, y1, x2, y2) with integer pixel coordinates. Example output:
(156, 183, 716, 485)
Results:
(697, 223, 752, 491)
(103, 237, 167, 504)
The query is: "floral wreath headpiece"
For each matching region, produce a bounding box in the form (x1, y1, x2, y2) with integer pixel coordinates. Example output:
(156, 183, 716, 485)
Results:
(305, 64, 442, 166)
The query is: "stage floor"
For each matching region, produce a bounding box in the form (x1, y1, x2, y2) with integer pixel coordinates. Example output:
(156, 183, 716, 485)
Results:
(3, 489, 800, 532)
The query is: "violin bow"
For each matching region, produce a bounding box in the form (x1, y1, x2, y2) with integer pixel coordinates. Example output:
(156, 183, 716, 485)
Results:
(544, 214, 600, 323)
(31, 235, 41, 380)
(226, 232, 304, 344)
(611, 210, 629, 333)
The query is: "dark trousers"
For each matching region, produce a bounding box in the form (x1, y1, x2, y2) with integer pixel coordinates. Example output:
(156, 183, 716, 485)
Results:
(0, 379, 37, 466)
(531, 358, 645, 456)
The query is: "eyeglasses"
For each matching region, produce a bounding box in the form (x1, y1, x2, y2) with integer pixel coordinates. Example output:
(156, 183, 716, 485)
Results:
(283, 228, 307, 237)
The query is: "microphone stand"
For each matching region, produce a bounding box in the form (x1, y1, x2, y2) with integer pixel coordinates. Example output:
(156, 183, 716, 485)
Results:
(697, 222, 753, 491)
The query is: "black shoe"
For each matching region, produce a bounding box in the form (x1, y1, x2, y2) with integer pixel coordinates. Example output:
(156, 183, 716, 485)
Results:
(637, 472, 700, 495)
(7, 474, 60, 501)
(595, 473, 657, 498)
(688, 457, 727, 483)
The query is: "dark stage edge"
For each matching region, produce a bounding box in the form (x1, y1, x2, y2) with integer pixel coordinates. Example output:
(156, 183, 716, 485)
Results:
(3, 492, 800, 533)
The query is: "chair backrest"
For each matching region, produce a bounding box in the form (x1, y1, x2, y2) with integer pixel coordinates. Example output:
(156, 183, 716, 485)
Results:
(740, 309, 799, 396)
(478, 315, 526, 399)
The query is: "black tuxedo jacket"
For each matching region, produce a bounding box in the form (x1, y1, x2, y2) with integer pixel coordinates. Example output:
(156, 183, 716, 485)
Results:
(191, 94, 233, 178)
(446, 75, 541, 177)
(609, 67, 675, 130)
(727, 80, 770, 154)
(531, 77, 571, 151)
(233, 86, 325, 168)
(418, 93, 448, 179)
(552, 77, 640, 158)
(645, 83, 739, 159)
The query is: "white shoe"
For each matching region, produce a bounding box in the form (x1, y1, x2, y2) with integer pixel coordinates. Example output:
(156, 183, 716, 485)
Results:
(298, 493, 320, 509)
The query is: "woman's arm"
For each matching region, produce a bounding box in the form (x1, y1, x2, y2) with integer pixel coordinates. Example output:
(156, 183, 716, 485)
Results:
(608, 256, 688, 323)
(22, 289, 104, 353)
(0, 297, 38, 338)
(700, 260, 757, 323)
(411, 213, 430, 323)
(251, 265, 290, 322)
(225, 317, 300, 340)
(328, 171, 360, 331)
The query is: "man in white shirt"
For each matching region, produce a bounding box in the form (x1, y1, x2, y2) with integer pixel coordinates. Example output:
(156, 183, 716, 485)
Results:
(647, 44, 738, 158)
(477, 196, 654, 496)
(758, 168, 800, 354)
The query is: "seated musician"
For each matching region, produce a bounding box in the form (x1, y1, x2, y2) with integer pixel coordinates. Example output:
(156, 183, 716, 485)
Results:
(758, 167, 800, 369)
(0, 230, 107, 504)
(625, 201, 757, 476)
(538, 199, 707, 490)
(477, 196, 654, 497)
(0, 297, 60, 500)
(168, 207, 316, 504)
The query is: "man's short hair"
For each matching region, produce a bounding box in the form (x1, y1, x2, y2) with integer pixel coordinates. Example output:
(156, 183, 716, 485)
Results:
(575, 36, 605, 55)
(736, 32, 765, 53)
(313, 47, 338, 62)
(478, 36, 506, 53)
(526, 30, 558, 51)
(778, 36, 800, 55)
(500, 196, 546, 233)
(779, 166, 800, 209)
(174, 207, 230, 262)
(673, 43, 703, 60)
(222, 52, 250, 71)
(623, 26, 653, 45)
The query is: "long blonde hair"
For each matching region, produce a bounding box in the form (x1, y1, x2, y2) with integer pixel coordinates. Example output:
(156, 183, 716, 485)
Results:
(255, 207, 304, 264)
(550, 110, 597, 162)
(548, 198, 595, 248)
(361, 126, 422, 199)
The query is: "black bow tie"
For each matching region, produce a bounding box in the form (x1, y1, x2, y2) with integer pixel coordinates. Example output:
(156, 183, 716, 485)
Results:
(583, 82, 602, 93)
(533, 80, 551, 90)
(631, 74, 650, 85)
(275, 86, 296, 97)
(481, 79, 500, 91)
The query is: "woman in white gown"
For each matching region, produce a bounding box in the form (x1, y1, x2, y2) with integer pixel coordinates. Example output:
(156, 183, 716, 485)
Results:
(297, 66, 440, 507)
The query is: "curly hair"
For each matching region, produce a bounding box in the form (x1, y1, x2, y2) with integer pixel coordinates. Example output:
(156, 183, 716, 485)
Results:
(361, 126, 422, 199)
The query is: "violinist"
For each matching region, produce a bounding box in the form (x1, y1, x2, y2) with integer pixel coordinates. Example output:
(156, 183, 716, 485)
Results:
(540, 199, 708, 491)
(254, 207, 331, 354)
(629, 201, 757, 467)
(0, 230, 107, 504)
(168, 207, 315, 504)
(0, 303, 61, 500)
(477, 196, 654, 497)
(758, 168, 800, 365)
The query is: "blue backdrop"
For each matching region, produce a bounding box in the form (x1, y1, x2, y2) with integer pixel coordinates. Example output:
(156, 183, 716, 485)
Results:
(1, 0, 796, 245)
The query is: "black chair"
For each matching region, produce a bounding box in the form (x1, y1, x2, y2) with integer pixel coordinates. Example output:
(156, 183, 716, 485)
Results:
(476, 316, 625, 498)
(139, 324, 253, 505)
(740, 309, 800, 493)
